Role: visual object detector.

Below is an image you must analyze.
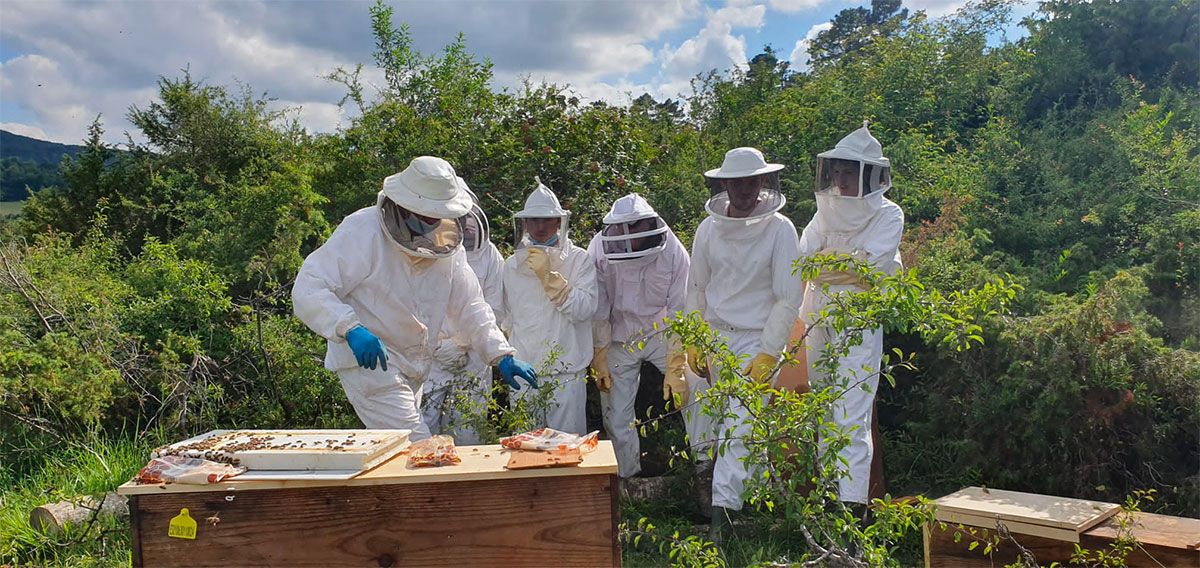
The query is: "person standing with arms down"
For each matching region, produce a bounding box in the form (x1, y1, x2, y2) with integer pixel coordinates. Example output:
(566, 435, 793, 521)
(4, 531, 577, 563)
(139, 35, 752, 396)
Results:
(292, 157, 537, 440)
(686, 148, 804, 539)
(587, 193, 692, 479)
(421, 187, 506, 444)
(502, 179, 597, 435)
(799, 122, 904, 516)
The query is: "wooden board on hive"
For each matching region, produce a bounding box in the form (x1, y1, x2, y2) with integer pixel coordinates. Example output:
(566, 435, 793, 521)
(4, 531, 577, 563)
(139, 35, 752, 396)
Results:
(505, 449, 583, 470)
(935, 486, 1119, 534)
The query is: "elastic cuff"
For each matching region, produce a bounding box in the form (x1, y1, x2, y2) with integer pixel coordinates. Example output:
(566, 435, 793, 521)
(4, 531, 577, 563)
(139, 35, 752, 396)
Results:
(335, 319, 362, 339)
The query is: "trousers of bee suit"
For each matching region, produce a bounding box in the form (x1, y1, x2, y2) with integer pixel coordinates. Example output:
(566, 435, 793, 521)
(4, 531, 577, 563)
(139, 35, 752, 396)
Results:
(683, 369, 715, 463)
(338, 364, 431, 440)
(509, 370, 588, 435)
(709, 328, 769, 511)
(420, 359, 490, 446)
(601, 334, 664, 478)
(805, 323, 880, 505)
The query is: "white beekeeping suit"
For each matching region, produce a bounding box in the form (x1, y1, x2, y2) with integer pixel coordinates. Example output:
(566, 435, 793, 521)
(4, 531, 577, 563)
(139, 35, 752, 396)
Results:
(686, 147, 803, 525)
(502, 180, 597, 435)
(292, 157, 537, 440)
(421, 187, 506, 444)
(587, 193, 696, 478)
(800, 122, 904, 505)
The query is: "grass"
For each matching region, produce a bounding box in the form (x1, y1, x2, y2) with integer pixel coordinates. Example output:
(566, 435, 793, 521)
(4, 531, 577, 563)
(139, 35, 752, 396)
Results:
(1, 433, 160, 567)
(0, 200, 25, 218)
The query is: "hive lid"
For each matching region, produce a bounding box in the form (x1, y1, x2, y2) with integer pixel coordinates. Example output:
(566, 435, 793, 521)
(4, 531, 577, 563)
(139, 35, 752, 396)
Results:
(935, 487, 1120, 534)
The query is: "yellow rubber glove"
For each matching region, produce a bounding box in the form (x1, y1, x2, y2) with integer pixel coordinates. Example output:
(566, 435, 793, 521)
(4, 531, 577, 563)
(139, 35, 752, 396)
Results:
(591, 346, 612, 391)
(526, 248, 571, 305)
(664, 345, 689, 403)
(814, 270, 870, 288)
(685, 345, 708, 378)
(743, 352, 780, 383)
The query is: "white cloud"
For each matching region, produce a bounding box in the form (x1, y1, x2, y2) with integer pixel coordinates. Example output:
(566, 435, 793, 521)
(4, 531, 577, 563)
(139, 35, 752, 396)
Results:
(788, 22, 832, 72)
(712, 0, 768, 28)
(659, 0, 766, 82)
(907, 0, 969, 18)
(270, 101, 349, 135)
(1, 122, 50, 140)
(767, 0, 828, 14)
(0, 0, 703, 143)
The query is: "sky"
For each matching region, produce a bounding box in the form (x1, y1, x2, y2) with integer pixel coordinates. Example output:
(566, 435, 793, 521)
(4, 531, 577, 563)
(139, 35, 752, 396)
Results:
(0, 0, 1033, 145)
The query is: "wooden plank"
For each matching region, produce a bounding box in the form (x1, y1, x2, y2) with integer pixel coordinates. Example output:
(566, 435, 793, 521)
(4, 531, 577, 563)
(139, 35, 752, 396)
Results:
(1084, 511, 1200, 550)
(936, 486, 1119, 531)
(119, 442, 619, 496)
(129, 495, 143, 568)
(925, 520, 1081, 568)
(937, 509, 1081, 542)
(927, 513, 1200, 568)
(505, 449, 583, 469)
(1081, 512, 1200, 568)
(132, 474, 618, 567)
(922, 523, 931, 568)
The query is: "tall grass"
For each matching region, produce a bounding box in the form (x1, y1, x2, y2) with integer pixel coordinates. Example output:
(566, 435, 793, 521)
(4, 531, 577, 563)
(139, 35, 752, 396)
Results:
(1, 433, 160, 566)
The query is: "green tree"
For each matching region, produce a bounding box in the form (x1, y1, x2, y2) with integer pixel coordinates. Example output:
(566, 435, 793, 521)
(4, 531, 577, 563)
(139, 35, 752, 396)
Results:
(807, 0, 910, 69)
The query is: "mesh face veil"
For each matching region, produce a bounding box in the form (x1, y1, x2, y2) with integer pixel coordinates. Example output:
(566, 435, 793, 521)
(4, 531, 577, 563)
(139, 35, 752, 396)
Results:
(814, 121, 892, 199)
(703, 170, 786, 223)
(461, 199, 488, 252)
(513, 178, 570, 250)
(377, 193, 465, 258)
(599, 216, 669, 262)
(814, 157, 891, 198)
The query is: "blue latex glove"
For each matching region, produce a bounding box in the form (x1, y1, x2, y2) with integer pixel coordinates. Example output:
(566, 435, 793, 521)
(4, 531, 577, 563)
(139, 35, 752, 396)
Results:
(346, 325, 388, 371)
(497, 355, 538, 389)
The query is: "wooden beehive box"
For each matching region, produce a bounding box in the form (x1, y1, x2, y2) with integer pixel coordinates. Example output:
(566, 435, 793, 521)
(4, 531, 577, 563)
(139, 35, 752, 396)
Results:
(154, 429, 410, 472)
(925, 487, 1200, 568)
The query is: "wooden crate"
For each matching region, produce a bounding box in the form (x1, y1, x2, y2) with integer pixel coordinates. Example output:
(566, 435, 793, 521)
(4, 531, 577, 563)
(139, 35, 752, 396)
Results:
(119, 442, 620, 567)
(925, 487, 1200, 568)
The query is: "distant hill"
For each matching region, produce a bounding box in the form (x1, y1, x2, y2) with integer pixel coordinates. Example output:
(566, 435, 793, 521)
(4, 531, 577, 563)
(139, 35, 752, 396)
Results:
(0, 130, 87, 201)
(0, 129, 86, 165)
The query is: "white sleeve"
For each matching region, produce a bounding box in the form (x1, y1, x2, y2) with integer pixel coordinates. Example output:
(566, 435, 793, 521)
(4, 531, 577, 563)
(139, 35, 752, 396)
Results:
(482, 244, 507, 322)
(291, 221, 373, 341)
(556, 249, 599, 322)
(797, 218, 824, 257)
(864, 205, 905, 276)
(446, 256, 514, 365)
(684, 223, 710, 317)
(759, 220, 804, 356)
(587, 237, 613, 348)
(666, 239, 690, 319)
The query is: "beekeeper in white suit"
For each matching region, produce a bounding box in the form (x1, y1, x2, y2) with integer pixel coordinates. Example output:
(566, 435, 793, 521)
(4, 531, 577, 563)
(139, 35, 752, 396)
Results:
(687, 147, 803, 535)
(502, 179, 597, 435)
(800, 122, 904, 509)
(293, 157, 537, 440)
(420, 187, 506, 444)
(587, 193, 695, 478)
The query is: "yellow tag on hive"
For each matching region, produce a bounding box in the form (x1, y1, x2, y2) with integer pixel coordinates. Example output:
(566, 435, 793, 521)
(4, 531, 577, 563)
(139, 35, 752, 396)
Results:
(168, 508, 197, 540)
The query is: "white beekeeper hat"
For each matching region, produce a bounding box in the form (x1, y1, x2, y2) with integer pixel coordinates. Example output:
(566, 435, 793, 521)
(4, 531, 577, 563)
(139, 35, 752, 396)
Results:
(704, 147, 785, 179)
(380, 156, 474, 219)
